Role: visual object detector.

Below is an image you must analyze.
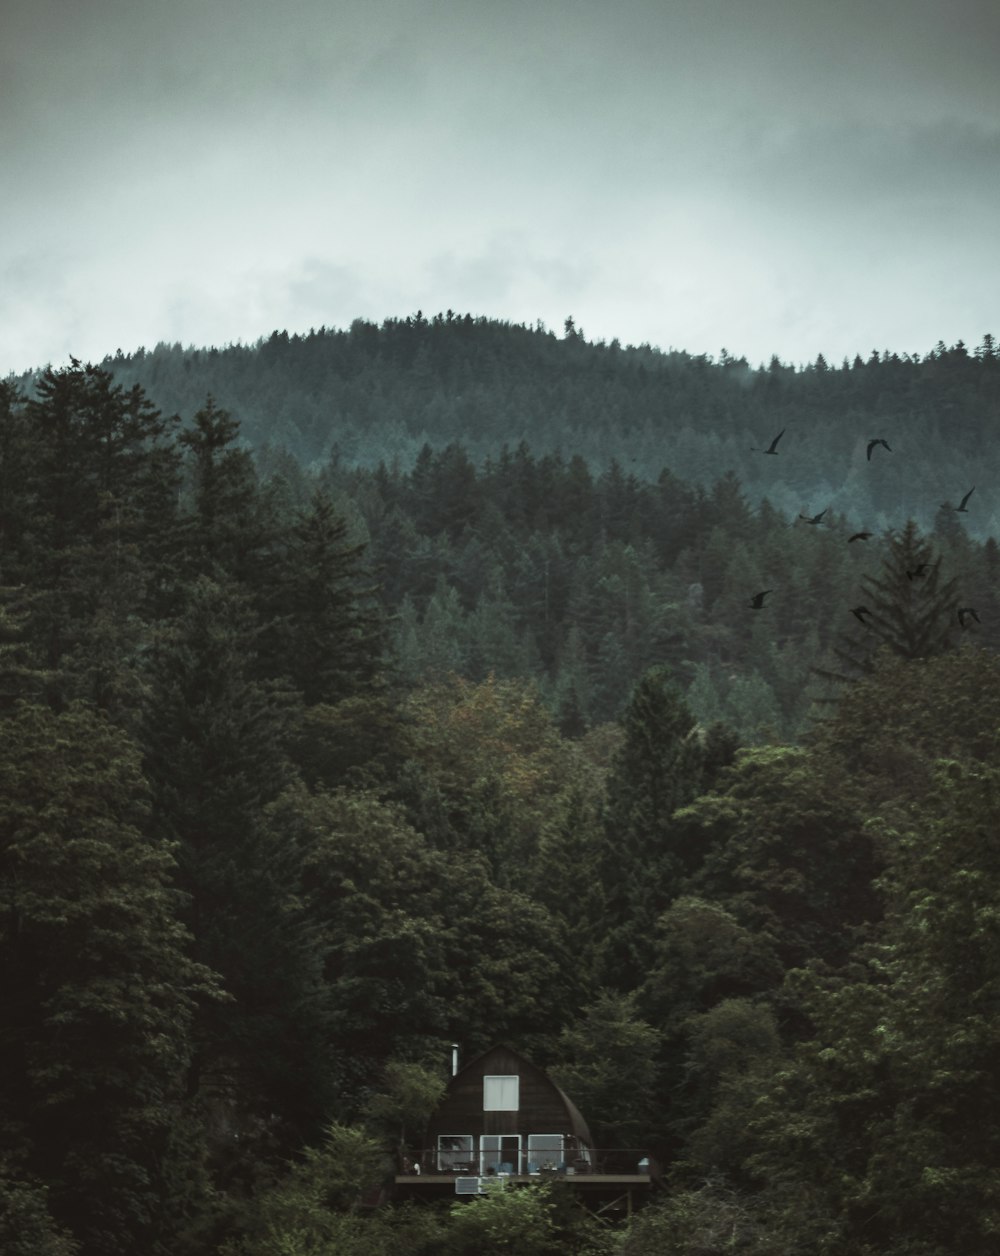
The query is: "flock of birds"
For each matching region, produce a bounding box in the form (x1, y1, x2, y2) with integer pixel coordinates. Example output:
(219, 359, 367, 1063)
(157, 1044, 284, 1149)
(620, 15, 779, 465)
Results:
(746, 429, 980, 632)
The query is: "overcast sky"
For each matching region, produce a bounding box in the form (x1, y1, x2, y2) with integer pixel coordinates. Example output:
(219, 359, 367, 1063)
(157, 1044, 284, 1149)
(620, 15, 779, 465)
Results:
(3, 0, 998, 373)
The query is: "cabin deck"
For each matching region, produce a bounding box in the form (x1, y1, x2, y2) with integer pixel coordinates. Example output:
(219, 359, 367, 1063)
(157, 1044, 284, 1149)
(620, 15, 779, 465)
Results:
(396, 1172, 652, 1185)
(389, 1150, 658, 1210)
(393, 1159, 657, 1214)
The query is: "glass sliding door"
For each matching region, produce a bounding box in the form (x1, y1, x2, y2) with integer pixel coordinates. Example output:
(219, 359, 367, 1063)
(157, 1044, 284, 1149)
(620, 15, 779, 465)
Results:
(526, 1134, 565, 1173)
(480, 1134, 521, 1175)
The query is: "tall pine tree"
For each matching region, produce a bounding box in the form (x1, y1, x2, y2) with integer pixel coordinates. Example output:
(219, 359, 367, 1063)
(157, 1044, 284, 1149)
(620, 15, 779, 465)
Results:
(256, 489, 384, 707)
(0, 702, 213, 1256)
(140, 578, 328, 1167)
(815, 521, 959, 701)
(18, 362, 180, 713)
(599, 667, 706, 988)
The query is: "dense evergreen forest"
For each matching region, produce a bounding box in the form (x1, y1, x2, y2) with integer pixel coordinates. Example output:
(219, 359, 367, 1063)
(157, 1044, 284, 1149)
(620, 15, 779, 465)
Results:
(33, 313, 999, 739)
(86, 313, 1000, 538)
(2, 322, 1000, 1254)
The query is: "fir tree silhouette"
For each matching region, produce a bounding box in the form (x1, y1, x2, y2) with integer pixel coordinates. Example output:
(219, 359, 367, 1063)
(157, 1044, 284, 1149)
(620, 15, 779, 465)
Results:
(812, 521, 959, 707)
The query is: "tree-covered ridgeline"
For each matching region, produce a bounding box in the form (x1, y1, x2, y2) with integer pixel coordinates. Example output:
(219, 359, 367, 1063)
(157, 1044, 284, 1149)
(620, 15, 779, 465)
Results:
(1, 346, 998, 1254)
(16, 319, 1000, 737)
(65, 314, 1000, 538)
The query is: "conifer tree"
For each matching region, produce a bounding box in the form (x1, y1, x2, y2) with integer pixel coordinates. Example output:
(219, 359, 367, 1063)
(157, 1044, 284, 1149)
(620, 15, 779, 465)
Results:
(17, 362, 180, 711)
(25, 361, 177, 551)
(0, 380, 32, 585)
(599, 667, 705, 987)
(0, 702, 213, 1255)
(744, 761, 1000, 1254)
(257, 490, 384, 707)
(140, 578, 327, 1162)
(416, 577, 466, 678)
(178, 397, 272, 588)
(814, 521, 958, 698)
(550, 991, 661, 1148)
(0, 588, 52, 708)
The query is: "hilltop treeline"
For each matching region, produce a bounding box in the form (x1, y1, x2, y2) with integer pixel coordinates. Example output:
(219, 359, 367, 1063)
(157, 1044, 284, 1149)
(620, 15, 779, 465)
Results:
(1, 353, 998, 1255)
(43, 313, 999, 536)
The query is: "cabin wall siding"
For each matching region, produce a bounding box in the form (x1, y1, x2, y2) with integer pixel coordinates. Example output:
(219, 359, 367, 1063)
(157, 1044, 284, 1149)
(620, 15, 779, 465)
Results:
(425, 1046, 591, 1146)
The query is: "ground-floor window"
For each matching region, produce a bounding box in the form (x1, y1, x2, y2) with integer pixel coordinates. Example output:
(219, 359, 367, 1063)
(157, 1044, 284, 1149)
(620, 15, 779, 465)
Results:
(437, 1134, 474, 1171)
(527, 1134, 565, 1172)
(434, 1133, 592, 1174)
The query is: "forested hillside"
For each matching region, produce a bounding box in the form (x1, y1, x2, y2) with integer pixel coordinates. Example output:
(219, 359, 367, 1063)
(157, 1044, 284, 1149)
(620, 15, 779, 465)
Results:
(18, 313, 996, 739)
(2, 338, 999, 1255)
(56, 314, 1000, 537)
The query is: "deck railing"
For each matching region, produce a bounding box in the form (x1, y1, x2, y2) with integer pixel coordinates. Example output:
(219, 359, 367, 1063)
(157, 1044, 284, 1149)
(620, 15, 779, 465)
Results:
(399, 1147, 655, 1178)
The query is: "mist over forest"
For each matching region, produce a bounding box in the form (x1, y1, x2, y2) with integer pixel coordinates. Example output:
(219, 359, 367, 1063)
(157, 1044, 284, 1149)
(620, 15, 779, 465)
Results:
(3, 315, 1000, 1255)
(88, 315, 1000, 538)
(84, 314, 1000, 737)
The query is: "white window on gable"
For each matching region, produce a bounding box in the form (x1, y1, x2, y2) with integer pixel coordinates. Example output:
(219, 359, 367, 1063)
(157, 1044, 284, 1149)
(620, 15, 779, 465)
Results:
(483, 1074, 520, 1111)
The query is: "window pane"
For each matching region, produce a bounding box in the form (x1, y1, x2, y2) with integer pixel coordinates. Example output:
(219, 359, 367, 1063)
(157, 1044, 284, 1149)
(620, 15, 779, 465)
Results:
(437, 1135, 473, 1171)
(481, 1134, 520, 1174)
(527, 1134, 564, 1171)
(483, 1075, 519, 1110)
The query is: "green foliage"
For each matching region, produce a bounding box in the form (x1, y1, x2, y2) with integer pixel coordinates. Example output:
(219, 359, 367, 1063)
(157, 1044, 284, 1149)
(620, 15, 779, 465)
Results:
(400, 674, 593, 896)
(257, 489, 385, 707)
(723, 670, 785, 744)
(6, 330, 1000, 1253)
(53, 321, 999, 735)
(816, 521, 959, 698)
(224, 1206, 443, 1256)
(600, 668, 706, 984)
(637, 898, 784, 1156)
(679, 1000, 782, 1177)
(680, 747, 881, 969)
(100, 323, 1000, 543)
(0, 702, 214, 1255)
(219, 1123, 439, 1256)
(225, 1171, 613, 1256)
(267, 783, 579, 1080)
(813, 644, 1000, 782)
(140, 576, 331, 1169)
(736, 761, 1000, 1254)
(9, 360, 180, 713)
(550, 991, 661, 1146)
(445, 1180, 559, 1256)
(0, 1170, 79, 1256)
(178, 396, 267, 586)
(641, 898, 784, 1021)
(361, 1060, 448, 1151)
(620, 1179, 766, 1255)
(287, 693, 409, 789)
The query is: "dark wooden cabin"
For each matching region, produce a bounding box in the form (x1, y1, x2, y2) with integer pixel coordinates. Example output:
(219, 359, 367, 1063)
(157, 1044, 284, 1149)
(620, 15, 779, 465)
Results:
(391, 1050, 658, 1215)
(422, 1044, 595, 1177)
(395, 1044, 655, 1216)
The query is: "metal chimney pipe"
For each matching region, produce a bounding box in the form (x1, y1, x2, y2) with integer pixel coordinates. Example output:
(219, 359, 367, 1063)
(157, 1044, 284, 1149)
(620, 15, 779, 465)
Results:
(451, 1043, 460, 1076)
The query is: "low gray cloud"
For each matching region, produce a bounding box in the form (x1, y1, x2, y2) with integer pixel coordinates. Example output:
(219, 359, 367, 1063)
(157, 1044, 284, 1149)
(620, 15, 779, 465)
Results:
(2, 0, 998, 372)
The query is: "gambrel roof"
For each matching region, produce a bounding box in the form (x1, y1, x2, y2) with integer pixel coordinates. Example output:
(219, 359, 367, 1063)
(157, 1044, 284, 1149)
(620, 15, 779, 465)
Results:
(425, 1043, 593, 1145)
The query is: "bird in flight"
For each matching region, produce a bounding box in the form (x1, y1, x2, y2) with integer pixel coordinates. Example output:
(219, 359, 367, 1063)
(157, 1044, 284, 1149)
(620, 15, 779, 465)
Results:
(848, 531, 873, 543)
(958, 607, 981, 628)
(867, 438, 892, 461)
(752, 429, 785, 455)
(906, 564, 930, 581)
(799, 508, 828, 525)
(850, 605, 874, 626)
(749, 590, 773, 609)
(943, 487, 975, 512)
